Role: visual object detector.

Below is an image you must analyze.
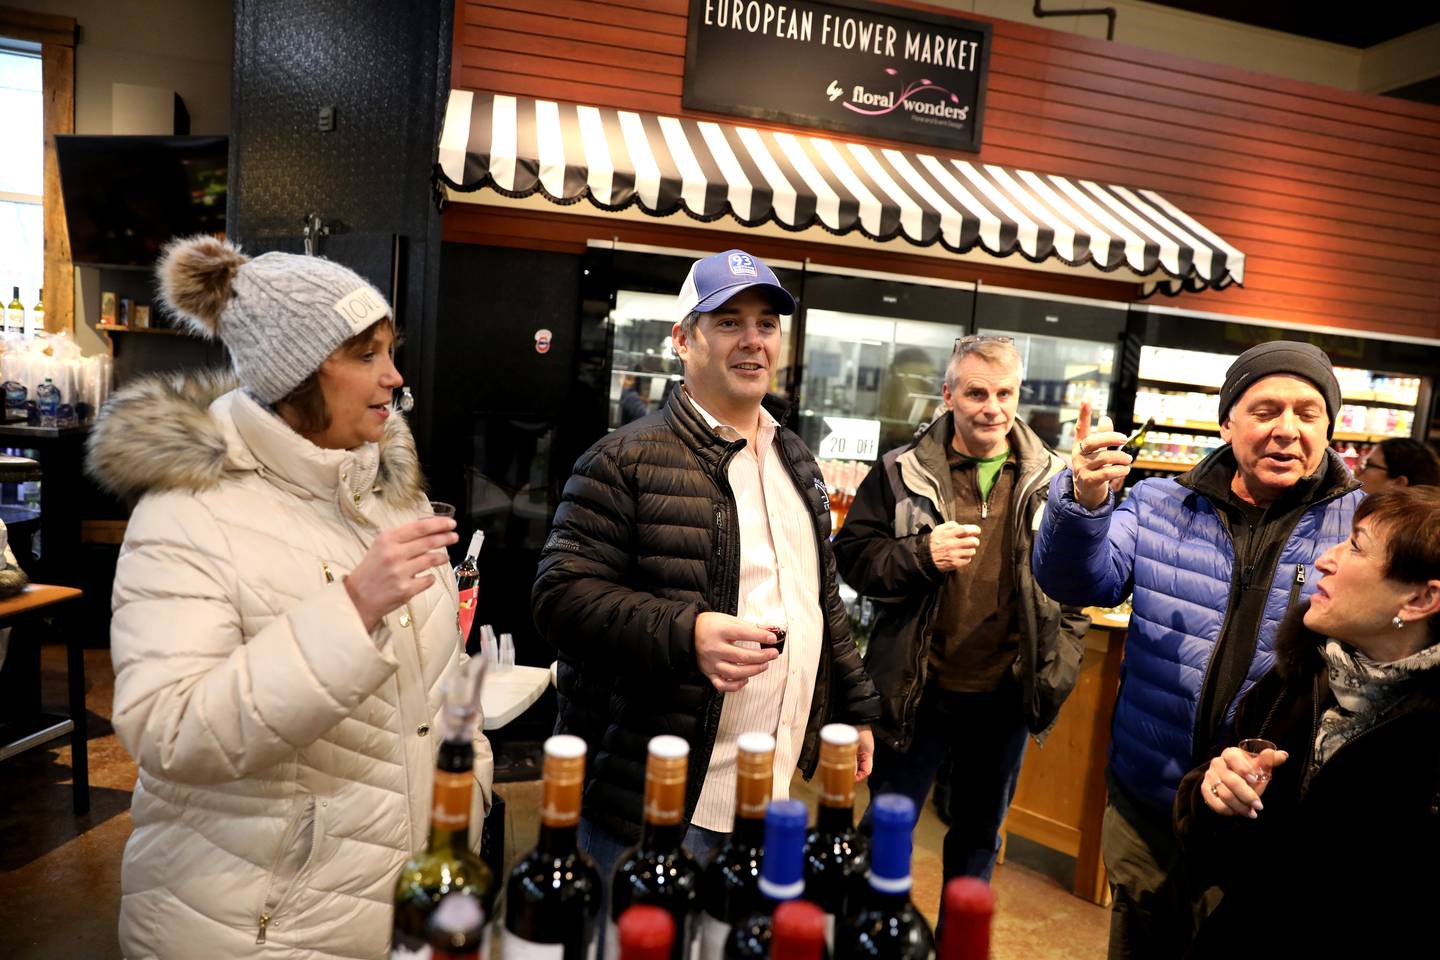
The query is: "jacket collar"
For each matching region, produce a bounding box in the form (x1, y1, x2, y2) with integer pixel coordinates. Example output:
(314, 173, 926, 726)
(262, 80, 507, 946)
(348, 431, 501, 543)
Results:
(1179, 445, 1359, 513)
(661, 386, 792, 469)
(85, 369, 426, 509)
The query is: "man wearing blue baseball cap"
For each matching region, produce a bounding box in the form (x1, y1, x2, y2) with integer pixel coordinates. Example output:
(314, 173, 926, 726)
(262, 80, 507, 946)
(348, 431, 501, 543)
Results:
(534, 248, 880, 932)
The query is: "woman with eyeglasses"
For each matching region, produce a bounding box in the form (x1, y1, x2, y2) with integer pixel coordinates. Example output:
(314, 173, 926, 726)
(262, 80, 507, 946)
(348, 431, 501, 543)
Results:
(1356, 437, 1440, 494)
(1173, 486, 1440, 957)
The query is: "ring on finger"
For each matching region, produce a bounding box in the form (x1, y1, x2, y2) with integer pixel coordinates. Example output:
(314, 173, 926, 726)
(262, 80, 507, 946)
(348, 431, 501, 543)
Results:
(1210, 780, 1220, 797)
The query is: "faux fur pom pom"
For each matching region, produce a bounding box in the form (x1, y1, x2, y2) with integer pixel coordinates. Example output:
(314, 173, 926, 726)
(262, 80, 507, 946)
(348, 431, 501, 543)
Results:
(157, 235, 248, 337)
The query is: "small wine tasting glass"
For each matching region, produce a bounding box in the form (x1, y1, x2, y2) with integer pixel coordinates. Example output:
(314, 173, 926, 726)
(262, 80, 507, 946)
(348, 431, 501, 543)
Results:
(1237, 738, 1279, 784)
(429, 501, 456, 519)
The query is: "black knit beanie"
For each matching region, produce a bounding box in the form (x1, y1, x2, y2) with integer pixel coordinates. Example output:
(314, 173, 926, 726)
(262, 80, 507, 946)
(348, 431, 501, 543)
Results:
(1217, 341, 1341, 438)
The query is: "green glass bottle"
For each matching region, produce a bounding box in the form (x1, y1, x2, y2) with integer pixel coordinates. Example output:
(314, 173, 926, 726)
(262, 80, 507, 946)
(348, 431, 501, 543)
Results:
(391, 665, 496, 958)
(1120, 416, 1155, 460)
(5, 287, 24, 335)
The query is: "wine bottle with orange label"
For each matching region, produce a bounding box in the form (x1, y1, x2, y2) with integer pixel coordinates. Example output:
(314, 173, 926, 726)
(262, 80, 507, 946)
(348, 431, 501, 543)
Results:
(392, 660, 495, 958)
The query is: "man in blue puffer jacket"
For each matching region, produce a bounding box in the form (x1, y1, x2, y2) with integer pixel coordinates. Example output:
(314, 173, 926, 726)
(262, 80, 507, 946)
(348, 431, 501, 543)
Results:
(1032, 341, 1363, 960)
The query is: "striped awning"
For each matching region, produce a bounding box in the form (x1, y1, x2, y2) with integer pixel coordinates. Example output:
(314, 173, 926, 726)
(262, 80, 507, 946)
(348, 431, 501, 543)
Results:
(436, 90, 1244, 291)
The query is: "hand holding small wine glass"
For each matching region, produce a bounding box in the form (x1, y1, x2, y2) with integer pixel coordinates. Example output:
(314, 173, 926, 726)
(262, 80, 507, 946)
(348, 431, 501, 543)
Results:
(1201, 738, 1289, 818)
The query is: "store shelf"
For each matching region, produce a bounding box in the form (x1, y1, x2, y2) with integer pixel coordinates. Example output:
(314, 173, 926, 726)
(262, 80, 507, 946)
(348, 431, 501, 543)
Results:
(1137, 376, 1222, 393)
(1333, 430, 1410, 444)
(1151, 418, 1222, 432)
(1132, 458, 1193, 473)
(1340, 394, 1419, 409)
(1141, 378, 1418, 410)
(97, 324, 186, 336)
(612, 368, 683, 381)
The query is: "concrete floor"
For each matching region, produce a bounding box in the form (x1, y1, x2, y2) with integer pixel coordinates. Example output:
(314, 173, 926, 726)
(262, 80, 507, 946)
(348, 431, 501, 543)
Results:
(0, 644, 1109, 958)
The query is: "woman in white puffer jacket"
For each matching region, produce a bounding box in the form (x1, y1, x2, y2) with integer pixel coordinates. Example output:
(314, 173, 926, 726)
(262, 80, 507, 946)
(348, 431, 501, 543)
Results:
(85, 237, 493, 960)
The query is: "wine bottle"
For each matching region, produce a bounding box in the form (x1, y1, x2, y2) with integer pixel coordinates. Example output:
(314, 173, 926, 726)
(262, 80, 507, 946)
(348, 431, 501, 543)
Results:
(392, 662, 496, 958)
(29, 288, 43, 337)
(1119, 416, 1154, 460)
(834, 794, 933, 960)
(607, 735, 702, 960)
(454, 530, 484, 652)
(802, 724, 869, 950)
(698, 732, 776, 960)
(938, 877, 994, 960)
(723, 800, 809, 959)
(5, 287, 23, 335)
(502, 734, 603, 959)
(771, 900, 827, 960)
(427, 892, 486, 960)
(618, 905, 675, 960)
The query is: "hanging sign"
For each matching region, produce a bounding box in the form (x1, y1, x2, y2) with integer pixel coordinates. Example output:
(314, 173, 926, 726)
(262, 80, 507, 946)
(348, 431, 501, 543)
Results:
(684, 0, 991, 152)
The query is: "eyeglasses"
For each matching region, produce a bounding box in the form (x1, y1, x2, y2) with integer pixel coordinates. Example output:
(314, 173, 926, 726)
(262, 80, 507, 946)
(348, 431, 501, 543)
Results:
(1358, 458, 1391, 475)
(953, 334, 1015, 353)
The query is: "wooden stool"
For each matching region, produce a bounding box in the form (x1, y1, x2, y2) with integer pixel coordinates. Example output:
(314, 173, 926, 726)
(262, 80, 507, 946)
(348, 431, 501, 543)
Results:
(0, 585, 89, 814)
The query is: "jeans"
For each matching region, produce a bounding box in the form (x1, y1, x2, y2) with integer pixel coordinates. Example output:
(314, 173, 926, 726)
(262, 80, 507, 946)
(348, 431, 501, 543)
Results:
(579, 817, 729, 958)
(861, 678, 1028, 901)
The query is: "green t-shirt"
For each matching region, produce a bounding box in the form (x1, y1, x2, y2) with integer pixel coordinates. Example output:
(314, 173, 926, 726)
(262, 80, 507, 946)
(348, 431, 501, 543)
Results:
(957, 450, 1010, 501)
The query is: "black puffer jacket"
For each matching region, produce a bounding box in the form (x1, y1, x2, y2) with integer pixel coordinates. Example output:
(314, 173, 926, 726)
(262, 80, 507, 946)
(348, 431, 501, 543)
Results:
(1174, 606, 1440, 957)
(833, 415, 1087, 751)
(533, 390, 881, 842)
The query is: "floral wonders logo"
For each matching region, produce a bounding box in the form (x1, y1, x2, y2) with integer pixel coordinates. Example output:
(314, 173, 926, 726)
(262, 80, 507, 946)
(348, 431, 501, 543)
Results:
(835, 66, 969, 124)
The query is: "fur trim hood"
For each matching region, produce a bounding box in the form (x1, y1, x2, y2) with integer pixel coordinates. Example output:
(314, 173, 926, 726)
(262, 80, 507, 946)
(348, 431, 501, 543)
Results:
(85, 369, 425, 507)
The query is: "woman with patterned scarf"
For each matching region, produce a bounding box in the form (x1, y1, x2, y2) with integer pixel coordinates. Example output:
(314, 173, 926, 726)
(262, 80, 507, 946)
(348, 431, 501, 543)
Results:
(1174, 485, 1440, 958)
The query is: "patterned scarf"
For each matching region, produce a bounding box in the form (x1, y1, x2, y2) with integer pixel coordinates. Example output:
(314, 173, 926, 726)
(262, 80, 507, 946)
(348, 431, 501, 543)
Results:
(1307, 638, 1440, 788)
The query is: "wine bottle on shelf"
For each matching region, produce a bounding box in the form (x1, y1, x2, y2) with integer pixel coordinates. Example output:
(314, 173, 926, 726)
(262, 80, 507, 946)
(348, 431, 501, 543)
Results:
(607, 735, 702, 960)
(698, 732, 776, 959)
(502, 734, 603, 959)
(618, 905, 675, 960)
(28, 288, 43, 338)
(454, 530, 484, 653)
(938, 877, 994, 960)
(770, 900, 827, 960)
(723, 800, 809, 959)
(834, 794, 934, 960)
(802, 724, 869, 950)
(392, 660, 496, 958)
(5, 286, 23, 335)
(426, 892, 487, 960)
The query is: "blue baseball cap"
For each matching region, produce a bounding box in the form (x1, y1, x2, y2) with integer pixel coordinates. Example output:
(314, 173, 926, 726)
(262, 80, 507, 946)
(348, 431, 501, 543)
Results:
(675, 249, 797, 321)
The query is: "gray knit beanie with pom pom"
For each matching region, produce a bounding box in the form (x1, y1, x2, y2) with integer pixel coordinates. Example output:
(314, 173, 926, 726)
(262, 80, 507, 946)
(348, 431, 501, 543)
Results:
(156, 235, 392, 404)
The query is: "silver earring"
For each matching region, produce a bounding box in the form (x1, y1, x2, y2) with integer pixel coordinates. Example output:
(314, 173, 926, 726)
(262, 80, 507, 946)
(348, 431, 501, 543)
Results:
(1393, 615, 1406, 629)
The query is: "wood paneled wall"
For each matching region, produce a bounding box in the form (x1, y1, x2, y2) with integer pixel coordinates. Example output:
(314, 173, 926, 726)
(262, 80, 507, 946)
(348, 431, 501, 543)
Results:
(451, 0, 1440, 340)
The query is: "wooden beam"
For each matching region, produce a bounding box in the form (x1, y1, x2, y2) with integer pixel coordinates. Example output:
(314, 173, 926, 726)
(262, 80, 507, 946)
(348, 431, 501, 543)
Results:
(41, 41, 74, 333)
(0, 7, 78, 46)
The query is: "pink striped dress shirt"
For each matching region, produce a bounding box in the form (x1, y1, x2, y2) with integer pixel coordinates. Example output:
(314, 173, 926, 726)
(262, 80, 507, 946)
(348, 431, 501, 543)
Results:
(687, 394, 823, 832)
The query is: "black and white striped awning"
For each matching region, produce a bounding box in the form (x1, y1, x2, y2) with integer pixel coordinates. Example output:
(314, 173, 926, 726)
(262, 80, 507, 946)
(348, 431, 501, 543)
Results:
(436, 90, 1244, 291)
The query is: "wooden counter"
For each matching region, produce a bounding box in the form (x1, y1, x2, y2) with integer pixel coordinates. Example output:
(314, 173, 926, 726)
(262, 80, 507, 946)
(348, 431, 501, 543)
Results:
(1002, 608, 1127, 905)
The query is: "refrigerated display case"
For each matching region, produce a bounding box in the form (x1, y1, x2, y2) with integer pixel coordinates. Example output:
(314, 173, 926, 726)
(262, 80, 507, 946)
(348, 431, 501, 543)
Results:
(1132, 344, 1429, 474)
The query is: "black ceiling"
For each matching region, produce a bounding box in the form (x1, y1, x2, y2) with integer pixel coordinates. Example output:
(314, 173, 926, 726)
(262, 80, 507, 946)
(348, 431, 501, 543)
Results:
(1140, 2, 1438, 49)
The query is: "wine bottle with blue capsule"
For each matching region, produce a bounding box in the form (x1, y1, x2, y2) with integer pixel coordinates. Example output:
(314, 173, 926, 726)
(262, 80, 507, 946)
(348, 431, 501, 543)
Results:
(835, 794, 933, 960)
(722, 800, 810, 959)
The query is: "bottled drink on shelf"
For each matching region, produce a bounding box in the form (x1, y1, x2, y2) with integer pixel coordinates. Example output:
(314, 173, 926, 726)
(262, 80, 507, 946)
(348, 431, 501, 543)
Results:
(36, 378, 60, 428)
(454, 531, 484, 653)
(391, 660, 496, 958)
(835, 794, 934, 960)
(938, 877, 994, 960)
(5, 286, 23, 335)
(802, 724, 869, 950)
(608, 735, 702, 960)
(426, 892, 487, 960)
(28, 288, 43, 338)
(770, 900, 827, 960)
(723, 800, 809, 959)
(503, 734, 603, 959)
(698, 732, 776, 959)
(618, 905, 675, 960)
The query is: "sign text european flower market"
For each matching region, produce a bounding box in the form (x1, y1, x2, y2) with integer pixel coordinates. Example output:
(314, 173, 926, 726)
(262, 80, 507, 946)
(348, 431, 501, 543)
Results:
(683, 0, 991, 152)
